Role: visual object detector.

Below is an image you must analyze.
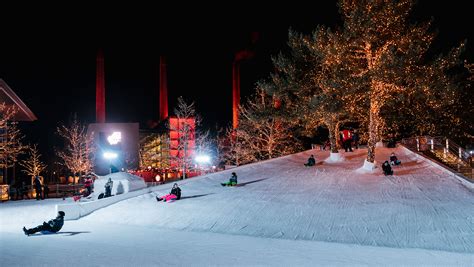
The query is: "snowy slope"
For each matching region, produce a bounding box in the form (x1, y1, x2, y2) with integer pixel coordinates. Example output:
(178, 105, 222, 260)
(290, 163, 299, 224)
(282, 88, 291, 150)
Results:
(1, 146, 473, 266)
(84, 146, 473, 253)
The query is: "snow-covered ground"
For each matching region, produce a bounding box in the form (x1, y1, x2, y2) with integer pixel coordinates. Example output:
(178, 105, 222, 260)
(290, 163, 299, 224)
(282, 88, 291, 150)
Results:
(1, 146, 473, 266)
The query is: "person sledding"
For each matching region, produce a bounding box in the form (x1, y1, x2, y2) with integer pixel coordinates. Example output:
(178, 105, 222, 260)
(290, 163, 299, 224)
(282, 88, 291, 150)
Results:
(221, 172, 238, 186)
(23, 211, 65, 236)
(382, 161, 394, 176)
(156, 183, 181, 202)
(389, 152, 401, 166)
(304, 155, 316, 167)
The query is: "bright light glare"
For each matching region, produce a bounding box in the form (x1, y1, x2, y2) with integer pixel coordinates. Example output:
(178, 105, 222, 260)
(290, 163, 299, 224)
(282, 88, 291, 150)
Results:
(103, 152, 118, 159)
(107, 132, 122, 145)
(195, 155, 211, 163)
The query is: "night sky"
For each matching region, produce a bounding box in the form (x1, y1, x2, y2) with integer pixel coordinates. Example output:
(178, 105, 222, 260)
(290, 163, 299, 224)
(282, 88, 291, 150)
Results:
(1, 1, 473, 160)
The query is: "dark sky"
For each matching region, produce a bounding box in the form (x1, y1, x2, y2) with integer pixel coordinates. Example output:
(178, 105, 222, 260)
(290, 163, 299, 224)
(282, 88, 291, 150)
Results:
(1, 1, 473, 160)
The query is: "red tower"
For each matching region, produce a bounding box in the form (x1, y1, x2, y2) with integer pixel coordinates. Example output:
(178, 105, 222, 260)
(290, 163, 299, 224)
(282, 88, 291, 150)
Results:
(96, 49, 106, 123)
(232, 50, 254, 129)
(232, 61, 240, 129)
(159, 55, 169, 121)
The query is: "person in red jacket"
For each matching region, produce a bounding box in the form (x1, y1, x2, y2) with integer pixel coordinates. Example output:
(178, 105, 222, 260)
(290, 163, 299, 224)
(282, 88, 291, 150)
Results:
(342, 128, 353, 152)
(83, 177, 93, 197)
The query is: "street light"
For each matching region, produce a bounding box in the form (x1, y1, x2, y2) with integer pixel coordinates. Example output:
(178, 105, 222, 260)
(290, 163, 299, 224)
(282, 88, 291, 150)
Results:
(103, 152, 118, 174)
(195, 154, 211, 175)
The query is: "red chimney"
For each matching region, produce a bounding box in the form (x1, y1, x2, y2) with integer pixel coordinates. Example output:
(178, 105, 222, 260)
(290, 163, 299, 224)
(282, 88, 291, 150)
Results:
(159, 55, 168, 121)
(96, 49, 106, 123)
(232, 61, 240, 129)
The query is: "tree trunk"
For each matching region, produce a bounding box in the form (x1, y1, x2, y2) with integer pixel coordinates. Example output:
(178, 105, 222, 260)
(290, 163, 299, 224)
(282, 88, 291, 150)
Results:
(328, 121, 339, 153)
(367, 106, 379, 163)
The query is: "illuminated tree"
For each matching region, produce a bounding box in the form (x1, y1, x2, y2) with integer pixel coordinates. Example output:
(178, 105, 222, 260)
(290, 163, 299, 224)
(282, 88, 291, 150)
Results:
(56, 117, 95, 179)
(339, 0, 470, 163)
(219, 91, 302, 166)
(0, 103, 27, 183)
(170, 97, 213, 178)
(19, 144, 47, 178)
(260, 29, 360, 154)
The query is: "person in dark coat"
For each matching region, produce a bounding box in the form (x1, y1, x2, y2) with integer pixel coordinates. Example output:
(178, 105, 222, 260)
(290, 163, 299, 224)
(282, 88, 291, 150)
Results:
(352, 129, 360, 149)
(20, 181, 30, 200)
(34, 176, 43, 200)
(104, 178, 113, 198)
(23, 211, 65, 236)
(382, 161, 393, 176)
(304, 155, 316, 166)
(389, 152, 401, 166)
(43, 184, 50, 199)
(156, 183, 182, 202)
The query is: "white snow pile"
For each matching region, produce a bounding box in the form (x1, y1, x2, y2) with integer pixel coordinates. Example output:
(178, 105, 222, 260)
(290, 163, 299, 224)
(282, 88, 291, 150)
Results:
(93, 171, 146, 196)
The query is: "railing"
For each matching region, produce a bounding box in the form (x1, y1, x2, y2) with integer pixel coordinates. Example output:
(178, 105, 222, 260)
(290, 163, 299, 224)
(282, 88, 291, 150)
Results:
(401, 136, 473, 181)
(4, 184, 86, 201)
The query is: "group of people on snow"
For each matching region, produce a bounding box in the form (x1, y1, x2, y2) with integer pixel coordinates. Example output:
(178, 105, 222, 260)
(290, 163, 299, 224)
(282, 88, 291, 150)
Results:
(382, 152, 402, 176)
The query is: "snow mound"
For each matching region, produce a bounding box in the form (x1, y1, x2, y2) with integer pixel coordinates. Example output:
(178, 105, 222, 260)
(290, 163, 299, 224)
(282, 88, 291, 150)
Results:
(324, 152, 345, 162)
(356, 159, 378, 173)
(93, 172, 147, 196)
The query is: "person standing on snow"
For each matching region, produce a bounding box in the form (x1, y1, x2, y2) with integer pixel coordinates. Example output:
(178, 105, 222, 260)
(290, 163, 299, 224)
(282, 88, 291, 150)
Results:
(104, 178, 113, 198)
(34, 176, 43, 200)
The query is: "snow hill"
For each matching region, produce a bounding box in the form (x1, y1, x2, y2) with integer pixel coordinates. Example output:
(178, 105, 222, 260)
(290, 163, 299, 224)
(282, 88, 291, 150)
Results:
(1, 146, 473, 266)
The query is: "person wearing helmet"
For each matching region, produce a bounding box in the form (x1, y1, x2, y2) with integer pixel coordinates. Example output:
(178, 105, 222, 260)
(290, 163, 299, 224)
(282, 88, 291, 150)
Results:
(23, 211, 66, 236)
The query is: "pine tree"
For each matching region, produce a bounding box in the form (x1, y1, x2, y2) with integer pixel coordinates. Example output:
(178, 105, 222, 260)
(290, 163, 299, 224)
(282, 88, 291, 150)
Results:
(260, 28, 359, 154)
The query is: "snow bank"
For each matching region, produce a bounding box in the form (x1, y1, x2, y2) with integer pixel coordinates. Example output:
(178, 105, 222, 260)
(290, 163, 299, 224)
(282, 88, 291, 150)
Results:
(56, 172, 148, 220)
(325, 152, 345, 162)
(56, 187, 152, 220)
(356, 159, 378, 172)
(93, 172, 146, 196)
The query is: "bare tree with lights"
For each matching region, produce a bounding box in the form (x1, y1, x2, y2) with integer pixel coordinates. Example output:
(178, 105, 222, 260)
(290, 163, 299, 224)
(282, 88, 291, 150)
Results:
(219, 91, 301, 166)
(56, 117, 95, 181)
(19, 144, 47, 179)
(0, 103, 27, 184)
(170, 97, 213, 179)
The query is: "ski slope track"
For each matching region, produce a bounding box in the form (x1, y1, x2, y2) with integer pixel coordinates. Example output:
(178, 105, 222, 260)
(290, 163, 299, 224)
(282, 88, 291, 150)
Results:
(1, 146, 473, 266)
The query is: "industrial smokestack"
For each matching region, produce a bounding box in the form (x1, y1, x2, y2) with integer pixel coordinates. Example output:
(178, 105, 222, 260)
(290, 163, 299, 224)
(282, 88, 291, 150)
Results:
(232, 32, 259, 129)
(96, 49, 106, 123)
(232, 50, 255, 129)
(159, 55, 168, 121)
(232, 61, 241, 129)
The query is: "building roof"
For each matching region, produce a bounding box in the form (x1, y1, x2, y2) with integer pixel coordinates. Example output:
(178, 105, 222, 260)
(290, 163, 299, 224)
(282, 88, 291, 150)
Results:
(0, 79, 37, 121)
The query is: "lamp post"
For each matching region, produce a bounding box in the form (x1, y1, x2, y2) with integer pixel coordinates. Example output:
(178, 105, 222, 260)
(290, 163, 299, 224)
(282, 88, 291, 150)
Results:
(103, 152, 118, 174)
